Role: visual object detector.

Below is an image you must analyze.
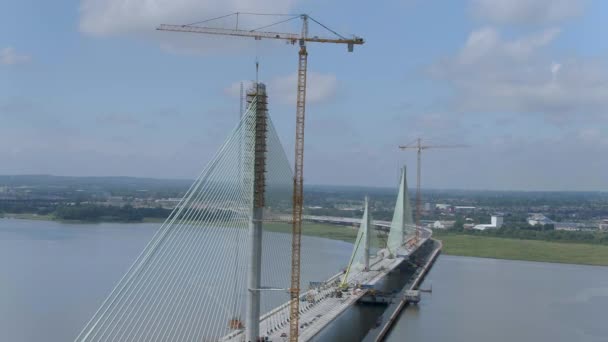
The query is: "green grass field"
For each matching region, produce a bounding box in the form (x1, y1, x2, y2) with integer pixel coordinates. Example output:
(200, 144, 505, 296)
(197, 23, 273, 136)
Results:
(434, 232, 608, 266)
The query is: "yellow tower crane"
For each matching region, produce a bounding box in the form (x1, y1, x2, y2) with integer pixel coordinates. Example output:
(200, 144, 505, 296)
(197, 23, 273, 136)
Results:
(157, 13, 363, 341)
(399, 138, 468, 244)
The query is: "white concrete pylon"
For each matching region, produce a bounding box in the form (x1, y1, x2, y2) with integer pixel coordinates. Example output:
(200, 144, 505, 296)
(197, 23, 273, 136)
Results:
(342, 196, 374, 280)
(363, 196, 371, 271)
(246, 83, 267, 342)
(387, 166, 414, 256)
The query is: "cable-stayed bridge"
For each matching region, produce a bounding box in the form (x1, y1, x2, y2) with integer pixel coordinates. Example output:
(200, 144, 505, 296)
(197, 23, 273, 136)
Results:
(75, 84, 431, 342)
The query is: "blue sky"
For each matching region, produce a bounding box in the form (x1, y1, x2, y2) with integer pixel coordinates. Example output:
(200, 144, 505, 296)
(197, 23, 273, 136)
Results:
(2, 0, 607, 191)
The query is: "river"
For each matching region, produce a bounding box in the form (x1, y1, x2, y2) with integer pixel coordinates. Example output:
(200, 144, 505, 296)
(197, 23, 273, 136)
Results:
(0, 219, 353, 341)
(1, 219, 607, 341)
(386, 255, 608, 342)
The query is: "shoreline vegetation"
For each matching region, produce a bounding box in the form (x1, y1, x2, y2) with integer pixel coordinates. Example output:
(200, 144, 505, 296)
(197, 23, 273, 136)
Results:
(433, 231, 608, 266)
(0, 214, 359, 241)
(0, 204, 172, 223)
(1, 212, 167, 224)
(2, 214, 607, 266)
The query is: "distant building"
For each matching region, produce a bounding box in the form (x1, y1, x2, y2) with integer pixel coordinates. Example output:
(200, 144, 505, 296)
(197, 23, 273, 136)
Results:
(527, 213, 553, 226)
(555, 225, 579, 232)
(555, 222, 595, 231)
(435, 204, 451, 211)
(432, 220, 454, 229)
(154, 198, 182, 209)
(336, 203, 363, 211)
(424, 202, 432, 212)
(473, 215, 504, 231)
(454, 206, 476, 212)
(307, 206, 324, 209)
(600, 219, 608, 232)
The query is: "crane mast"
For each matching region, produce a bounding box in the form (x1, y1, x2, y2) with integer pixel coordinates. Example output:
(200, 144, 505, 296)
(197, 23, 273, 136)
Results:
(158, 14, 363, 342)
(399, 138, 467, 244)
(416, 139, 422, 242)
(290, 15, 308, 342)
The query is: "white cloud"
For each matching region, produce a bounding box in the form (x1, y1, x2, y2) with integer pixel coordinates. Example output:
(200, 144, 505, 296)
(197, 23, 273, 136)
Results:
(270, 71, 338, 105)
(430, 28, 608, 122)
(80, 0, 295, 36)
(225, 71, 338, 105)
(550, 62, 561, 80)
(79, 0, 298, 53)
(470, 0, 585, 25)
(458, 27, 559, 64)
(0, 47, 31, 65)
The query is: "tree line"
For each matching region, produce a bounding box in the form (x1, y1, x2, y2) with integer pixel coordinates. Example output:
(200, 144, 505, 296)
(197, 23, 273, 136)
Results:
(0, 201, 172, 222)
(54, 204, 173, 222)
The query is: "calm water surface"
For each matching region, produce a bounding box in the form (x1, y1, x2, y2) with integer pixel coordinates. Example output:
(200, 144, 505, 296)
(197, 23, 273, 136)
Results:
(2, 219, 607, 342)
(0, 219, 158, 341)
(0, 218, 353, 342)
(387, 255, 608, 342)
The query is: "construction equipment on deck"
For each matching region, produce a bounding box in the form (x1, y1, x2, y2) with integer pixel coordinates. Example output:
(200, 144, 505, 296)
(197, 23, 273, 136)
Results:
(399, 138, 467, 244)
(157, 13, 363, 342)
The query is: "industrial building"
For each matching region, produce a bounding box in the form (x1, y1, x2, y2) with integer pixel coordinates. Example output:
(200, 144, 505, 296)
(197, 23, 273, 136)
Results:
(473, 215, 504, 231)
(527, 213, 553, 226)
(431, 220, 455, 229)
(454, 206, 476, 212)
(435, 203, 452, 212)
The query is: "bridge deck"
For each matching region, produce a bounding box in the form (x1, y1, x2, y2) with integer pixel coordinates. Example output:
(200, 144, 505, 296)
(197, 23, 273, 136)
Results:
(221, 231, 430, 342)
(283, 253, 407, 342)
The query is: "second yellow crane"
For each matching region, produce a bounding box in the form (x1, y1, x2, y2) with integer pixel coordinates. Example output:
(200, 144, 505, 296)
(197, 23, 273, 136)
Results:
(399, 138, 468, 244)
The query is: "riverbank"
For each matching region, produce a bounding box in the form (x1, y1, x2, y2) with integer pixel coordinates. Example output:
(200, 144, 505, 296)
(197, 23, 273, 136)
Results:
(5, 214, 605, 266)
(264, 222, 358, 243)
(264, 225, 608, 267)
(1, 213, 166, 224)
(434, 232, 608, 266)
(0, 216, 358, 242)
(2, 213, 56, 221)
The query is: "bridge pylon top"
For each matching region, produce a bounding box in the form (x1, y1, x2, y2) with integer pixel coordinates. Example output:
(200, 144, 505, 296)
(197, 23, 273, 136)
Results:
(387, 166, 415, 256)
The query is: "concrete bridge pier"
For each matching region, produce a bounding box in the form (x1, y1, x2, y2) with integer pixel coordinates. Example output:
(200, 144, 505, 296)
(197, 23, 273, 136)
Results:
(246, 83, 268, 342)
(364, 196, 371, 271)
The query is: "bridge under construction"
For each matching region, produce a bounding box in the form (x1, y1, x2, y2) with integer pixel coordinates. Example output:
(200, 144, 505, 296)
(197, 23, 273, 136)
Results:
(73, 82, 439, 342)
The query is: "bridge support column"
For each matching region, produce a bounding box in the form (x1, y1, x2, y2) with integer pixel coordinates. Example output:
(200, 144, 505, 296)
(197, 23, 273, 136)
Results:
(246, 83, 267, 342)
(247, 208, 263, 342)
(364, 196, 371, 271)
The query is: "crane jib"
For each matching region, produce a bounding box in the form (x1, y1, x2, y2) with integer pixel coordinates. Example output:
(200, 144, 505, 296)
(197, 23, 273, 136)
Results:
(157, 24, 364, 47)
